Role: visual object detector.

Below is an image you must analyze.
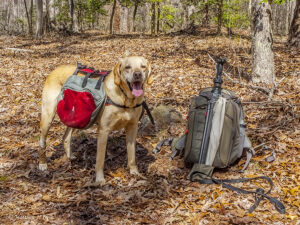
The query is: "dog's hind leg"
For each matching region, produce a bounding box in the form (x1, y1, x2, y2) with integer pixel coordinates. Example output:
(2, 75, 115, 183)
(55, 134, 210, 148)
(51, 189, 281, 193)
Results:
(39, 88, 60, 171)
(63, 127, 74, 159)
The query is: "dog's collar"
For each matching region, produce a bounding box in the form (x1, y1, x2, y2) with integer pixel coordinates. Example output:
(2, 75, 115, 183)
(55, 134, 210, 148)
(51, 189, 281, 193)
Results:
(105, 97, 155, 125)
(105, 96, 143, 109)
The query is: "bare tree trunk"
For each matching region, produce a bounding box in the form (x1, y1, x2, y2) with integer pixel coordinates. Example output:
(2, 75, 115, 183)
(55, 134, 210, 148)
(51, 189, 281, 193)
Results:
(288, 0, 300, 48)
(48, 0, 56, 25)
(44, 0, 51, 33)
(110, 0, 117, 34)
(68, 0, 74, 31)
(141, 4, 148, 33)
(151, 2, 155, 34)
(251, 0, 274, 84)
(285, 1, 290, 35)
(132, 0, 139, 32)
(35, 0, 43, 38)
(248, 0, 253, 15)
(29, 0, 33, 32)
(68, 0, 78, 32)
(113, 1, 120, 33)
(8, 0, 19, 34)
(2, 1, 10, 32)
(120, 6, 129, 33)
(23, 0, 32, 34)
(156, 2, 160, 33)
(202, 0, 210, 27)
(182, 4, 188, 29)
(217, 0, 223, 34)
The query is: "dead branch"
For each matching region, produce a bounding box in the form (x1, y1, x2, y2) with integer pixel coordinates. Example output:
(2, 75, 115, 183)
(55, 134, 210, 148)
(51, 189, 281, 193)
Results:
(5, 47, 34, 53)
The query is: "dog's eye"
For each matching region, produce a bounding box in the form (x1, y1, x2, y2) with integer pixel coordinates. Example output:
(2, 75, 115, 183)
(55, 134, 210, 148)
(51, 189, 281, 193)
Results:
(141, 65, 146, 69)
(125, 65, 131, 69)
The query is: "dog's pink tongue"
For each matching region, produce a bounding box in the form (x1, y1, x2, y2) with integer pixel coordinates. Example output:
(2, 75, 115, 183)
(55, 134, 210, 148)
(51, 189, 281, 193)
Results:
(132, 83, 143, 97)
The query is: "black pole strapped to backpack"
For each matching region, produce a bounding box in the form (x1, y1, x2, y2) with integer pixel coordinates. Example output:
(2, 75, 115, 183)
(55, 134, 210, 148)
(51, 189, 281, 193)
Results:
(198, 58, 226, 164)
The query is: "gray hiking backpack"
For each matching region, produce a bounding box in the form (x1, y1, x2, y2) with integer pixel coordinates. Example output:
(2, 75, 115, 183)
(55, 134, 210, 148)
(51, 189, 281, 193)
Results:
(184, 87, 254, 180)
(155, 59, 285, 214)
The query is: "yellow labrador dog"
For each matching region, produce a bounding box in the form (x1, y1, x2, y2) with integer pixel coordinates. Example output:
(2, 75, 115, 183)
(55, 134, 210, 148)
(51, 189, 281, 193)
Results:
(39, 56, 152, 183)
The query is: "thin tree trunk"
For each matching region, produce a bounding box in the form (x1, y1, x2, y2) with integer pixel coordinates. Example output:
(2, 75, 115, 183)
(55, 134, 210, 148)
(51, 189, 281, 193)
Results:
(110, 0, 117, 34)
(113, 1, 120, 33)
(44, 0, 50, 33)
(29, 0, 33, 32)
(141, 4, 148, 33)
(8, 0, 19, 34)
(251, 0, 274, 84)
(23, 0, 32, 34)
(217, 0, 223, 34)
(151, 2, 156, 34)
(248, 0, 253, 15)
(203, 0, 209, 27)
(120, 6, 129, 33)
(68, 0, 74, 31)
(48, 0, 56, 26)
(156, 2, 160, 33)
(35, 0, 43, 38)
(287, 0, 300, 47)
(132, 0, 139, 32)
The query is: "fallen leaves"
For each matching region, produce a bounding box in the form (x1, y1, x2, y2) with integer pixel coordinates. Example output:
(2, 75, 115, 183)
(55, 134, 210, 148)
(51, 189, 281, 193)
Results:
(0, 30, 299, 224)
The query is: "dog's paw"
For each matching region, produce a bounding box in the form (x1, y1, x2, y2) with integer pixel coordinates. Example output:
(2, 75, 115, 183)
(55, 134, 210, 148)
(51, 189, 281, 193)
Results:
(95, 173, 106, 185)
(66, 153, 76, 160)
(38, 163, 48, 171)
(95, 178, 106, 186)
(130, 168, 146, 179)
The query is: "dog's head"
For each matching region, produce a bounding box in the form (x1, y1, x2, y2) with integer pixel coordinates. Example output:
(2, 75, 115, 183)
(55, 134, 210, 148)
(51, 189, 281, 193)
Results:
(113, 56, 152, 98)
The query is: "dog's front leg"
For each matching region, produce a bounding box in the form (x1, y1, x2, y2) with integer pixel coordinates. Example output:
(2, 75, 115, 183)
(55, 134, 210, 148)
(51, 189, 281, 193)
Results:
(95, 128, 109, 184)
(63, 127, 74, 159)
(125, 122, 140, 176)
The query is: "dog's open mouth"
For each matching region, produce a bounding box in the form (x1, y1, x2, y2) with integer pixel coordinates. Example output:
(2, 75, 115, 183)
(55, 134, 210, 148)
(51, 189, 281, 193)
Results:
(131, 81, 143, 97)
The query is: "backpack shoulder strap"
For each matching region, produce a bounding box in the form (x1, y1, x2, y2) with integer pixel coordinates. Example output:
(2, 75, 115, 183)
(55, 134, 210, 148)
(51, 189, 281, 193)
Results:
(195, 176, 285, 214)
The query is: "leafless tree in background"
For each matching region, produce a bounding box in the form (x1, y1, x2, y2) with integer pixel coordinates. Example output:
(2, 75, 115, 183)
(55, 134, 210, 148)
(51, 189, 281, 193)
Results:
(251, 0, 274, 84)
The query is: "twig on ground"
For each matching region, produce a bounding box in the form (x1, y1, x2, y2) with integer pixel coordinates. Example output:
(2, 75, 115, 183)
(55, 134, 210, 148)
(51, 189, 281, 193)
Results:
(5, 47, 34, 53)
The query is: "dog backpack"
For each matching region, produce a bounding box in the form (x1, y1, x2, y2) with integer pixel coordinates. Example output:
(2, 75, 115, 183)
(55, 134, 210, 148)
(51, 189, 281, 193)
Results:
(56, 63, 110, 129)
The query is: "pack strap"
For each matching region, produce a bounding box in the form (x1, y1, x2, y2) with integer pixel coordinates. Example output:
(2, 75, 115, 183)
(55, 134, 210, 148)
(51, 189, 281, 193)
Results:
(142, 101, 155, 125)
(194, 175, 285, 214)
(239, 148, 255, 173)
(82, 73, 92, 88)
(73, 63, 110, 89)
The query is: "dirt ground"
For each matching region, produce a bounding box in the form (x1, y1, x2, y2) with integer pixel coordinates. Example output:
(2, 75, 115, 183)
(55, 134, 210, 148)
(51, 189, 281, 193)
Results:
(0, 29, 299, 224)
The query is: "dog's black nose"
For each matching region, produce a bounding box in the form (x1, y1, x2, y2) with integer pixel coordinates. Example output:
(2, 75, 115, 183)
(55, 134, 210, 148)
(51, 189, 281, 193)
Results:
(133, 71, 142, 80)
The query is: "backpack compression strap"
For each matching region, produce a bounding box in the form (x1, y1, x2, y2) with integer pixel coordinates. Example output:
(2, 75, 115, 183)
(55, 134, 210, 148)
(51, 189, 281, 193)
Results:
(193, 175, 285, 214)
(73, 62, 111, 90)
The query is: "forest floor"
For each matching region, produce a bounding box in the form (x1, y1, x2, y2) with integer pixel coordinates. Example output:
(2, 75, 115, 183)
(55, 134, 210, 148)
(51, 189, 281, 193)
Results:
(0, 28, 299, 225)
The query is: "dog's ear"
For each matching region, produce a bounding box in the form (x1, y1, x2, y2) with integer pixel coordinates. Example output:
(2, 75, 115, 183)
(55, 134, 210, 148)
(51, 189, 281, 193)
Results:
(146, 62, 153, 85)
(113, 61, 122, 86)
